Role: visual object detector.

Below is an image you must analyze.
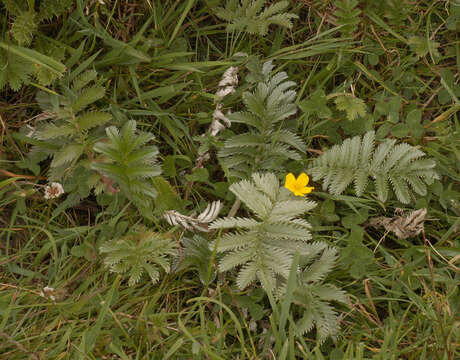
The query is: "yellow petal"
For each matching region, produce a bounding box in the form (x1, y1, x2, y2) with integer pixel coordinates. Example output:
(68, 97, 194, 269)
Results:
(296, 173, 309, 187)
(285, 173, 296, 190)
(301, 186, 314, 195)
(293, 189, 304, 196)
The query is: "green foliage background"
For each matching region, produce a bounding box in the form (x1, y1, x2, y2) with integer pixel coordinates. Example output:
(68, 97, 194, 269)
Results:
(0, 0, 459, 359)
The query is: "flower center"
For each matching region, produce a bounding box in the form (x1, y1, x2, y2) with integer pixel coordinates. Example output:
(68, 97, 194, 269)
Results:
(293, 182, 303, 191)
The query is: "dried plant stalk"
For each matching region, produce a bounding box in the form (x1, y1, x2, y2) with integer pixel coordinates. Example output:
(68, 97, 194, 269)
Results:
(163, 201, 223, 232)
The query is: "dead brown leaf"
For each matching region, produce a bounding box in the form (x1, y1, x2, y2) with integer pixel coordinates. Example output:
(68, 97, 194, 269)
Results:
(368, 208, 427, 239)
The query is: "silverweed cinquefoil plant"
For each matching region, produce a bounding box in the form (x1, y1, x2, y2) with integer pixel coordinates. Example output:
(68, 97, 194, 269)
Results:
(210, 172, 346, 342)
(99, 226, 177, 286)
(214, 0, 298, 36)
(309, 131, 438, 203)
(218, 60, 306, 180)
(210, 172, 317, 292)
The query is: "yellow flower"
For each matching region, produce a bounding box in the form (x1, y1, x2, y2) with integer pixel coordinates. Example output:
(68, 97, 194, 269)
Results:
(285, 173, 314, 197)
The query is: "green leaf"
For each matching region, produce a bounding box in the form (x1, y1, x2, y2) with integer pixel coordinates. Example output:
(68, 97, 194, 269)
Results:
(173, 235, 214, 285)
(72, 70, 98, 92)
(92, 120, 162, 214)
(152, 177, 184, 214)
(334, 0, 361, 36)
(72, 86, 105, 113)
(0, 42, 66, 75)
(77, 112, 112, 130)
(12, 11, 38, 46)
(309, 131, 438, 203)
(408, 36, 440, 59)
(34, 123, 75, 140)
(39, 0, 73, 19)
(99, 227, 177, 286)
(51, 144, 85, 167)
(215, 0, 297, 36)
(185, 168, 209, 183)
(391, 123, 409, 138)
(334, 95, 367, 121)
(340, 228, 374, 279)
(406, 109, 422, 127)
(300, 90, 331, 119)
(71, 243, 94, 261)
(16, 152, 46, 176)
(341, 208, 368, 229)
(0, 48, 34, 91)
